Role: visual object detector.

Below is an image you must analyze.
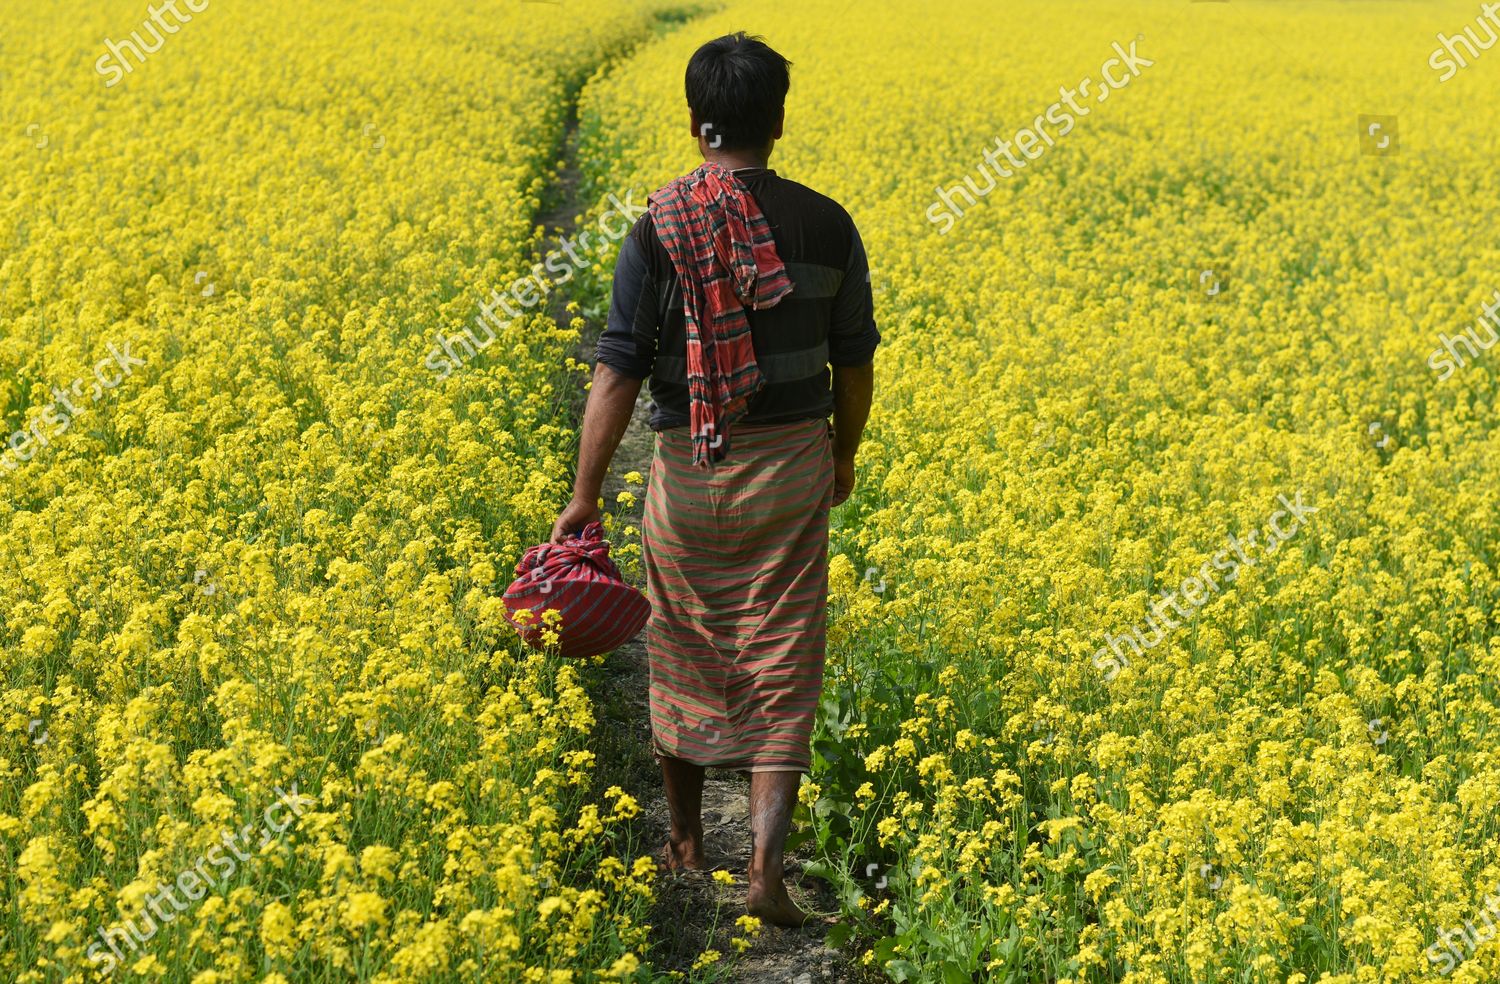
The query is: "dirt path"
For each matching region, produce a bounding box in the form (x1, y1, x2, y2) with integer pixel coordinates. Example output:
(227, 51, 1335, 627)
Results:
(536, 61, 877, 984)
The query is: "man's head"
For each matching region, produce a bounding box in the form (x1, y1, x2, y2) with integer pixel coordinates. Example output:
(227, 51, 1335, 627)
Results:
(685, 32, 791, 158)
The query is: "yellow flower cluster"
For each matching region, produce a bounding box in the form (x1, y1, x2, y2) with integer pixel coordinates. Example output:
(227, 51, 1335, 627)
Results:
(2, 1, 685, 981)
(581, 1, 1500, 981)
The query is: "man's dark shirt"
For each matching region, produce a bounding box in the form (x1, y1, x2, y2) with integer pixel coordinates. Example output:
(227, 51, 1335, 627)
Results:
(595, 167, 880, 431)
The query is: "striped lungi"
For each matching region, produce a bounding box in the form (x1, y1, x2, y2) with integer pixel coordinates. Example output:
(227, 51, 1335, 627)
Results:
(641, 416, 834, 773)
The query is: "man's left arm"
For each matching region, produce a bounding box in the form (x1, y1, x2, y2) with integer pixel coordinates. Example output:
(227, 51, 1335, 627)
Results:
(550, 229, 655, 543)
(551, 363, 643, 542)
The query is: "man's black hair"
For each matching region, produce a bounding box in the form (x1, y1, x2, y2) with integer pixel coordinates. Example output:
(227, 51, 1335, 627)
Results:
(685, 32, 792, 152)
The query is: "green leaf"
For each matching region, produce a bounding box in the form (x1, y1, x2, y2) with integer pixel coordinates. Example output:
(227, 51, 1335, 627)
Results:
(802, 859, 836, 880)
(940, 961, 972, 984)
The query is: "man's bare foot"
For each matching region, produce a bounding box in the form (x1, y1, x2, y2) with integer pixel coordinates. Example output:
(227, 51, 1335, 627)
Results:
(746, 877, 811, 927)
(662, 831, 706, 871)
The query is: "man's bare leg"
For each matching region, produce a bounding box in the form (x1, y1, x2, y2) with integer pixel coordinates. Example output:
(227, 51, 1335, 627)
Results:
(747, 770, 808, 926)
(660, 755, 706, 869)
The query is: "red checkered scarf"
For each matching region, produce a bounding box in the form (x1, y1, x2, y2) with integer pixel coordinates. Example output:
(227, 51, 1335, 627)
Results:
(648, 161, 793, 466)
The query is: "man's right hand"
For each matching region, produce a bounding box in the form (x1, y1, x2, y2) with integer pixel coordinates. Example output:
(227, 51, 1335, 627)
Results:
(832, 455, 856, 507)
(831, 362, 874, 508)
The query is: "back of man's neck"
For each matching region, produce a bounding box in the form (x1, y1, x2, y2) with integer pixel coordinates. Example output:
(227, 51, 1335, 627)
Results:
(704, 151, 771, 171)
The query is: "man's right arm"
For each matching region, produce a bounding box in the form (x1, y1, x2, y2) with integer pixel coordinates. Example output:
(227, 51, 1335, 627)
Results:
(831, 362, 874, 505)
(827, 218, 880, 506)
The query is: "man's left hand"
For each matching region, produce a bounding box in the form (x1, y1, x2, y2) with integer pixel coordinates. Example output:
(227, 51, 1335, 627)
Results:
(550, 496, 601, 544)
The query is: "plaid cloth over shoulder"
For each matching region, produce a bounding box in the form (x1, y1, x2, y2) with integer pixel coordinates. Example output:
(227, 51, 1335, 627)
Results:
(648, 161, 794, 466)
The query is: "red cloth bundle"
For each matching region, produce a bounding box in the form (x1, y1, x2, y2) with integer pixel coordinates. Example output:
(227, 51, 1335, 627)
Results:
(503, 521, 650, 659)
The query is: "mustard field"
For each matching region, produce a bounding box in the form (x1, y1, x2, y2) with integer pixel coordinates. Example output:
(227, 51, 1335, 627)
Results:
(6, 1, 1500, 982)
(2, 1, 681, 981)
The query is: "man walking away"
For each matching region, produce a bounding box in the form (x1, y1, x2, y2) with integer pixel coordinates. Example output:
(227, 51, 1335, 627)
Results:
(551, 31, 879, 927)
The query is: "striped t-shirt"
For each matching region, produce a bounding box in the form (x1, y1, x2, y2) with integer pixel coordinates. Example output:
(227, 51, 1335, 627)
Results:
(595, 167, 881, 431)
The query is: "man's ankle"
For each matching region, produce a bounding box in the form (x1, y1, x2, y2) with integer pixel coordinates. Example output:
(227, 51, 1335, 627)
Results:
(747, 859, 783, 884)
